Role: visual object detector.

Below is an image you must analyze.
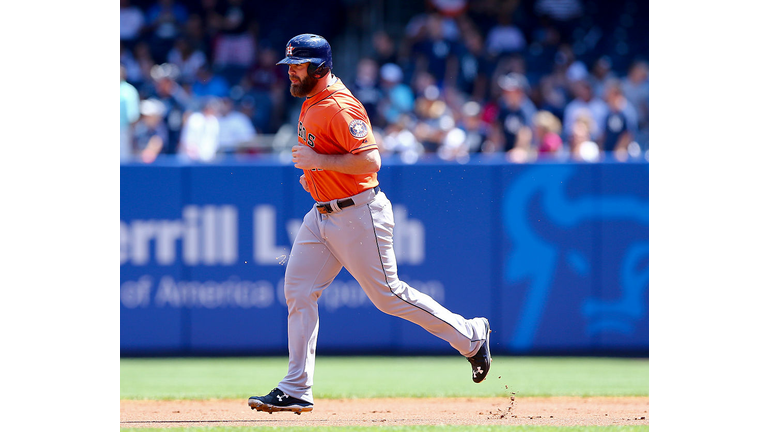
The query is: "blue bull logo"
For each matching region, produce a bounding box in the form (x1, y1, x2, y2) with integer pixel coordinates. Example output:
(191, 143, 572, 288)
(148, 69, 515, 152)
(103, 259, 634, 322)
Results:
(502, 165, 649, 351)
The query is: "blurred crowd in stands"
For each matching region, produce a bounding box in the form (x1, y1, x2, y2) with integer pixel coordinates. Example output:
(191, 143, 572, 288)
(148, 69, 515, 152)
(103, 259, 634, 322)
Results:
(120, 0, 649, 164)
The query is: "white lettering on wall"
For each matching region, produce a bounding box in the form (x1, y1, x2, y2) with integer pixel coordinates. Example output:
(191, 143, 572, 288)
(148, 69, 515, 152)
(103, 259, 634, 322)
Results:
(156, 220, 184, 265)
(120, 205, 237, 266)
(182, 206, 200, 265)
(393, 205, 425, 265)
(254, 205, 291, 265)
(120, 222, 130, 263)
(120, 204, 426, 267)
(120, 276, 444, 310)
(120, 276, 153, 308)
(153, 276, 274, 308)
(129, 220, 155, 265)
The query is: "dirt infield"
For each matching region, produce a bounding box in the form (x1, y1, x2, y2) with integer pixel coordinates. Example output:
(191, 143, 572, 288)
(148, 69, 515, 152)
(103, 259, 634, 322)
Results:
(120, 396, 649, 428)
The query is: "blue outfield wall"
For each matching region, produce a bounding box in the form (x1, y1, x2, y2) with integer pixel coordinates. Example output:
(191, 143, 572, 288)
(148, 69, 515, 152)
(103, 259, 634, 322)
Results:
(120, 157, 649, 356)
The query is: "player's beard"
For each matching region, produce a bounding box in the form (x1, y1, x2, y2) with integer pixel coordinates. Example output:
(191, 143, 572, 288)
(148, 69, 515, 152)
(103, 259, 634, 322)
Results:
(290, 73, 319, 97)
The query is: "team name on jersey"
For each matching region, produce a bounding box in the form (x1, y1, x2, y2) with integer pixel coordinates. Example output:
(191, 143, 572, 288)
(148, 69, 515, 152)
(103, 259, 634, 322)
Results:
(298, 121, 316, 147)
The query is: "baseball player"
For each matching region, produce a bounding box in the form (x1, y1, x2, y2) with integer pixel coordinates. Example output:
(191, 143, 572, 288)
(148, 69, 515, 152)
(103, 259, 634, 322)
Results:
(248, 34, 491, 415)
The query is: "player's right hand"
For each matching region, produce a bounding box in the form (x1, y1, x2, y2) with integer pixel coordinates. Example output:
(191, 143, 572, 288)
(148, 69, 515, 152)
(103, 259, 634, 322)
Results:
(299, 174, 309, 192)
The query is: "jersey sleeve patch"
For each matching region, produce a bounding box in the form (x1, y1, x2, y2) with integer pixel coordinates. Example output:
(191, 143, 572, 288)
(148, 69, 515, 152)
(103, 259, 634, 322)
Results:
(348, 119, 369, 138)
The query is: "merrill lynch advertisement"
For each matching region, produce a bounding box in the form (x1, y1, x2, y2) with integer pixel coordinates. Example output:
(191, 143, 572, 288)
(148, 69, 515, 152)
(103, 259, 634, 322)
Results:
(120, 161, 648, 356)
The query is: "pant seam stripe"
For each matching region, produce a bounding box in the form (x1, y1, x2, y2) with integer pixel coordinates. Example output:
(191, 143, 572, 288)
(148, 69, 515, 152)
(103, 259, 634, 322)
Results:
(366, 202, 474, 343)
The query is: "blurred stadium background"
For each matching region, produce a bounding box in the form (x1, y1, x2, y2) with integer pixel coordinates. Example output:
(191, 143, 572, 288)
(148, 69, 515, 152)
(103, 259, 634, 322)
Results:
(120, 0, 649, 358)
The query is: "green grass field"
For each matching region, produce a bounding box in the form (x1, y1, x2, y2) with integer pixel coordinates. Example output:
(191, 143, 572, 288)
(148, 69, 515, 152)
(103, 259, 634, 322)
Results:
(120, 356, 648, 432)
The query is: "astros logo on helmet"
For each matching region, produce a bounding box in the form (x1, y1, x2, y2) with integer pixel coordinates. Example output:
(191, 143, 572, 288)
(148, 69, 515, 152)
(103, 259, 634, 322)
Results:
(276, 34, 333, 79)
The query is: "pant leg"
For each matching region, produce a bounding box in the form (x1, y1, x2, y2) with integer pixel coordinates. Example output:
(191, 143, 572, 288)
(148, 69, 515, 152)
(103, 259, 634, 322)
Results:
(324, 192, 488, 357)
(278, 208, 342, 404)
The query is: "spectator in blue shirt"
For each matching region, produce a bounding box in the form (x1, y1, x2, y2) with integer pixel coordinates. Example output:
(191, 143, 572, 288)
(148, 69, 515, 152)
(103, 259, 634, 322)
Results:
(600, 79, 638, 161)
(411, 13, 460, 87)
(145, 0, 189, 61)
(192, 64, 230, 99)
(494, 73, 537, 162)
(378, 63, 415, 126)
(350, 58, 384, 128)
(453, 26, 493, 101)
(134, 99, 170, 163)
(622, 60, 649, 150)
(149, 63, 192, 153)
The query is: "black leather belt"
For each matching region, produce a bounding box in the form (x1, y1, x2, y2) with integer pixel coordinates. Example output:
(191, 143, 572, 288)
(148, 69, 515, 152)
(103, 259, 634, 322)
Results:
(316, 186, 380, 214)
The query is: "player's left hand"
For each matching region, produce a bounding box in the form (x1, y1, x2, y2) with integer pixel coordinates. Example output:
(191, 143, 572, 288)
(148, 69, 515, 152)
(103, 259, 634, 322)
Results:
(292, 145, 322, 170)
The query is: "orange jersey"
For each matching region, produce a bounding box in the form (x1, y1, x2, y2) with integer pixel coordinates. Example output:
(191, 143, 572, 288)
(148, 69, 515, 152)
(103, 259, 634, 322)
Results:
(297, 78, 378, 202)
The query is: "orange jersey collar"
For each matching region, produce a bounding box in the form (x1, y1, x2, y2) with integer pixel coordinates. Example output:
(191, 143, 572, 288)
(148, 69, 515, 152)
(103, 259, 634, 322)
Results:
(305, 76, 344, 101)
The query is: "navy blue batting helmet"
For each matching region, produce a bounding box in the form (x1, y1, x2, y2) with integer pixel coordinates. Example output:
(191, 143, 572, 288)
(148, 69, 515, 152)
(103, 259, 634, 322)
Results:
(276, 34, 333, 78)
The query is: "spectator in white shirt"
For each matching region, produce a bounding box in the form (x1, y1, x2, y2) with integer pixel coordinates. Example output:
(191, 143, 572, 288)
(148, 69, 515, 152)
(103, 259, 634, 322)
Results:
(179, 98, 221, 162)
(217, 98, 257, 154)
(485, 14, 526, 58)
(563, 79, 608, 141)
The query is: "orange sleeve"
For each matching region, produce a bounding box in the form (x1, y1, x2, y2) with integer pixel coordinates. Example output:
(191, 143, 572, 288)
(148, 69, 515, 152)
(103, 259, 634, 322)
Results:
(329, 107, 377, 154)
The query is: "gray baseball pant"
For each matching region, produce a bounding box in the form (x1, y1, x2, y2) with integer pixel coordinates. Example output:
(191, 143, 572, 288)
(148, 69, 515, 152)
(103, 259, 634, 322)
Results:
(277, 188, 488, 403)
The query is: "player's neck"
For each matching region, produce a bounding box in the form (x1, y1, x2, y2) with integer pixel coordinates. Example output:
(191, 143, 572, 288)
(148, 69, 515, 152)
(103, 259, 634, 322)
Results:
(306, 74, 337, 98)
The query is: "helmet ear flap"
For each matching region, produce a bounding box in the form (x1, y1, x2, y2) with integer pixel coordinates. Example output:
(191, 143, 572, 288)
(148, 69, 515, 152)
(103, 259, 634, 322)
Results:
(309, 61, 329, 79)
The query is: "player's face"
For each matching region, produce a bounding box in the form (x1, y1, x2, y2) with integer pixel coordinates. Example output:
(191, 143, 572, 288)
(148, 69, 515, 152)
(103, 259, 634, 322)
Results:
(288, 63, 319, 97)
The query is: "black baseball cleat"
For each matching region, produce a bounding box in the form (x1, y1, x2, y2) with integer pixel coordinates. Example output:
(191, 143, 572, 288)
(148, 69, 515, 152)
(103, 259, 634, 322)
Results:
(467, 318, 492, 383)
(248, 388, 313, 415)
